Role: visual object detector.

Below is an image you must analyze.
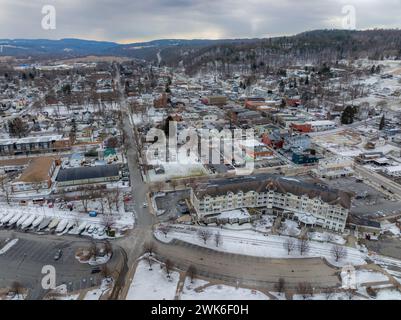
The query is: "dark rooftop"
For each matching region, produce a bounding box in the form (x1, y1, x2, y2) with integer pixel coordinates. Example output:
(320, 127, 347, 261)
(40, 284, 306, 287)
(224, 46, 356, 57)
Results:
(56, 165, 119, 182)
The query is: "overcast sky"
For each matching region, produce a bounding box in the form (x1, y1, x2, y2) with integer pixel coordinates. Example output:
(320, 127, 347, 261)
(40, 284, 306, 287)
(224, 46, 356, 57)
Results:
(1, 0, 401, 43)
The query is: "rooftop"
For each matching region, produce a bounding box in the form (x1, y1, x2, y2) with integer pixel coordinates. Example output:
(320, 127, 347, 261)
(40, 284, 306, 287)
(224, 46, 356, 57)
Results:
(56, 165, 119, 182)
(194, 174, 353, 209)
(16, 156, 58, 183)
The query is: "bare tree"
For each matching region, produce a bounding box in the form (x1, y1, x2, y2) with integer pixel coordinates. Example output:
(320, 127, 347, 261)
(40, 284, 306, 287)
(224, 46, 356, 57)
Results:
(110, 188, 121, 212)
(143, 241, 157, 256)
(0, 178, 10, 205)
(274, 278, 286, 294)
(187, 265, 197, 284)
(153, 181, 164, 193)
(345, 288, 356, 300)
(325, 233, 335, 243)
(10, 281, 24, 299)
(322, 287, 335, 300)
(102, 212, 115, 231)
(144, 256, 153, 270)
(80, 187, 93, 213)
(296, 282, 313, 300)
(170, 179, 179, 191)
(298, 235, 310, 256)
(101, 264, 112, 280)
(159, 224, 171, 238)
(214, 232, 222, 247)
(197, 228, 212, 245)
(284, 238, 296, 255)
(99, 196, 105, 215)
(331, 245, 347, 262)
(89, 242, 98, 259)
(103, 240, 113, 256)
(165, 259, 173, 279)
(105, 192, 114, 214)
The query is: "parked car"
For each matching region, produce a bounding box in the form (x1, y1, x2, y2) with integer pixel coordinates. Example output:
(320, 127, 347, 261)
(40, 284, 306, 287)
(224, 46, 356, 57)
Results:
(91, 268, 101, 274)
(54, 249, 62, 261)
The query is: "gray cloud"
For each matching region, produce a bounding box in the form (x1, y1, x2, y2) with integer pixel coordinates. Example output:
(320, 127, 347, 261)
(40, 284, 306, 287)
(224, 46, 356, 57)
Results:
(0, 0, 400, 42)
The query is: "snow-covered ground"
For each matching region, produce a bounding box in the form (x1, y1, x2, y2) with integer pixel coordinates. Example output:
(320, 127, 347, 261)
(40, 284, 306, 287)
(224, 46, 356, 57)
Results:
(280, 220, 301, 236)
(375, 289, 401, 300)
(126, 260, 180, 300)
(84, 279, 113, 300)
(155, 225, 367, 267)
(308, 231, 346, 245)
(381, 222, 401, 237)
(356, 270, 389, 284)
(180, 277, 269, 300)
(217, 209, 250, 220)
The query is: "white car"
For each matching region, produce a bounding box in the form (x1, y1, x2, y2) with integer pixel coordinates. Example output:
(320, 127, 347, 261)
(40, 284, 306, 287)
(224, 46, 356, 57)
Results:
(143, 202, 148, 208)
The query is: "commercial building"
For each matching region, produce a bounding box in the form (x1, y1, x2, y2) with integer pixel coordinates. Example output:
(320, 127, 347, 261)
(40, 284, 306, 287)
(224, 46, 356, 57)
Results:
(56, 165, 120, 187)
(11, 157, 59, 193)
(191, 174, 351, 232)
(0, 135, 70, 156)
(306, 120, 337, 132)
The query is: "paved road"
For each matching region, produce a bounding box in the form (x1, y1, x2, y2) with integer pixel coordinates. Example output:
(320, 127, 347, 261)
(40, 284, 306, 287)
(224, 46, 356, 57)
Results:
(155, 240, 341, 289)
(354, 165, 401, 201)
(110, 66, 155, 299)
(0, 231, 124, 299)
(366, 237, 401, 260)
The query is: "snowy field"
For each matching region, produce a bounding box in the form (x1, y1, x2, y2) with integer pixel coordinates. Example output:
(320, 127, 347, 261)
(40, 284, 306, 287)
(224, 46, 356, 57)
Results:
(126, 260, 180, 300)
(155, 225, 367, 267)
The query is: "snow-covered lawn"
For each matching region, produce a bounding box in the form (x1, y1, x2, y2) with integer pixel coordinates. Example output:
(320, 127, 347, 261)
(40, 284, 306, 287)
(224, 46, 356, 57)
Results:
(356, 270, 389, 285)
(155, 225, 367, 267)
(180, 278, 269, 300)
(217, 209, 250, 220)
(375, 289, 401, 300)
(381, 222, 401, 237)
(0, 238, 18, 255)
(58, 294, 79, 300)
(280, 220, 301, 236)
(308, 231, 346, 245)
(253, 215, 274, 232)
(126, 260, 180, 300)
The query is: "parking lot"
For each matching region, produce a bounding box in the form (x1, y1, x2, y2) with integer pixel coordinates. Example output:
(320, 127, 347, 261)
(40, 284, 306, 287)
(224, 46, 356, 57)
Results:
(154, 189, 191, 222)
(322, 176, 401, 218)
(0, 231, 123, 299)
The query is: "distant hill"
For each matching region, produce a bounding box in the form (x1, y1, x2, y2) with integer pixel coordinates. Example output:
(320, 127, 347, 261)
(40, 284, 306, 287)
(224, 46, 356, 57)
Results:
(2, 29, 401, 72)
(173, 29, 401, 75)
(0, 38, 117, 57)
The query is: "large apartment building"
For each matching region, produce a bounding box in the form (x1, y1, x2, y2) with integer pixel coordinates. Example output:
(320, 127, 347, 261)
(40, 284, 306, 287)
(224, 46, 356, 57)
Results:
(191, 174, 352, 232)
(0, 135, 70, 156)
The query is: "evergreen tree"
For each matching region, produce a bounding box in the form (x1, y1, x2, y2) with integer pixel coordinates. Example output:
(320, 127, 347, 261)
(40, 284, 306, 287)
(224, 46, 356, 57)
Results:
(379, 115, 385, 130)
(341, 106, 356, 125)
